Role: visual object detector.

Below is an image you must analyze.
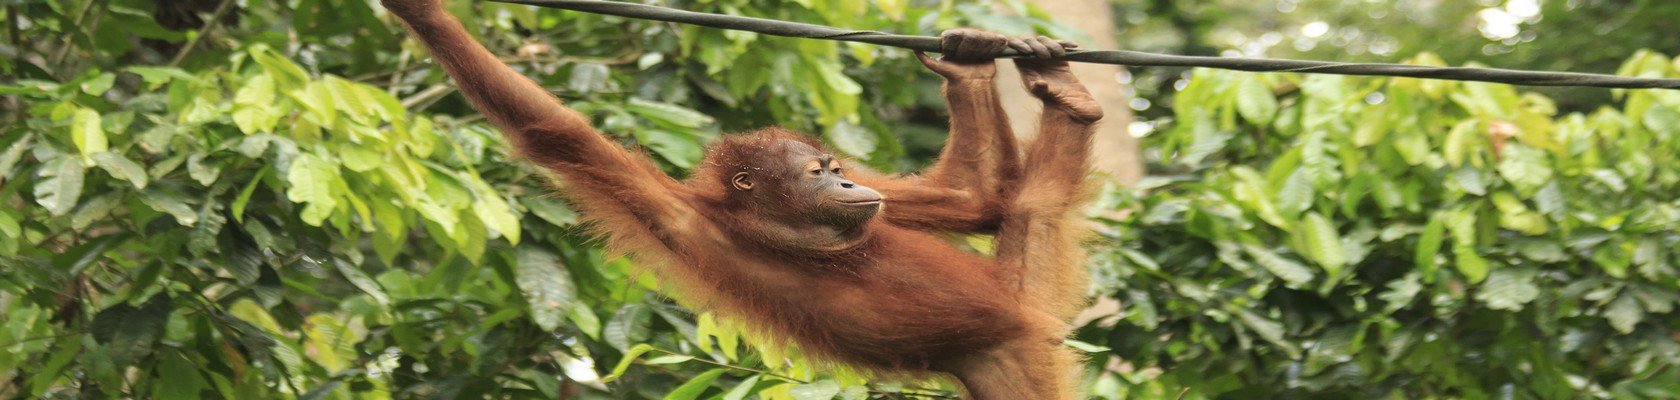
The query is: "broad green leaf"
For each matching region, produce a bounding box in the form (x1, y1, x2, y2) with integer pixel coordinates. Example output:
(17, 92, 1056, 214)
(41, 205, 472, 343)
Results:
(1416, 215, 1446, 276)
(70, 108, 107, 160)
(601, 344, 657, 383)
(1606, 295, 1643, 334)
(1476, 268, 1540, 311)
(1236, 310, 1300, 359)
(304, 314, 357, 371)
(140, 188, 198, 227)
(664, 368, 727, 400)
(1442, 120, 1479, 167)
(1235, 77, 1277, 125)
(1497, 145, 1554, 195)
(334, 260, 390, 305)
(1064, 339, 1112, 353)
(839, 386, 868, 400)
(723, 375, 763, 400)
(1490, 192, 1548, 235)
(637, 129, 704, 168)
(250, 44, 309, 89)
(152, 353, 209, 399)
(89, 294, 171, 366)
(34, 156, 85, 216)
(1298, 212, 1345, 274)
(605, 303, 652, 351)
(1274, 170, 1312, 216)
(1243, 244, 1315, 285)
(644, 354, 694, 365)
(285, 153, 341, 226)
(790, 380, 842, 400)
(125, 66, 198, 89)
(1454, 247, 1490, 284)
(471, 181, 520, 244)
(80, 72, 115, 96)
(231, 167, 267, 223)
(826, 120, 877, 158)
(627, 98, 715, 128)
(91, 151, 147, 189)
(516, 247, 575, 331)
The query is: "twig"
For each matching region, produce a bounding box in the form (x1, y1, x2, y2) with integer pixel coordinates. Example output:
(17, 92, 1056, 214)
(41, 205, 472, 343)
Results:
(168, 0, 237, 67)
(387, 47, 411, 95)
(48, 0, 101, 67)
(399, 83, 456, 110)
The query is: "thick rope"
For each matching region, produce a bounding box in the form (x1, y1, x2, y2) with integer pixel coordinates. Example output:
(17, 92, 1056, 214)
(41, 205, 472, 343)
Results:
(492, 0, 1680, 90)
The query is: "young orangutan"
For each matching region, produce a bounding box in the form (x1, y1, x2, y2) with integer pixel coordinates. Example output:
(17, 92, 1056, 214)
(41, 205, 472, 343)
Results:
(383, 0, 1103, 397)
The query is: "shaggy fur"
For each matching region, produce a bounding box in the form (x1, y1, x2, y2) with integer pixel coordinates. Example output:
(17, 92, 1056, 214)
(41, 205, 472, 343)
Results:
(388, 4, 1100, 398)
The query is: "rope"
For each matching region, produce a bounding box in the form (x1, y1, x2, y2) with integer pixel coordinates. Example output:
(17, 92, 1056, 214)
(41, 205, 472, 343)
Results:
(492, 0, 1680, 90)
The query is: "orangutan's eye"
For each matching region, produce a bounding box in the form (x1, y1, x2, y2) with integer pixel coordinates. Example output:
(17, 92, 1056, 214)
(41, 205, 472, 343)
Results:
(809, 169, 823, 176)
(831, 168, 842, 175)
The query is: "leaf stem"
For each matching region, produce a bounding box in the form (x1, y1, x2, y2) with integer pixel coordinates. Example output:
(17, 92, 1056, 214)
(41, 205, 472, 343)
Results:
(168, 0, 238, 67)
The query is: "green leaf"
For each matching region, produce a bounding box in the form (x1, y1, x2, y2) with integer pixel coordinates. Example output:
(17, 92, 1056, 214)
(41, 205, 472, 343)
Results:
(1416, 215, 1446, 276)
(80, 72, 115, 96)
(92, 151, 147, 189)
(1298, 212, 1345, 274)
(1274, 170, 1312, 217)
(563, 304, 599, 340)
(1497, 145, 1554, 195)
(34, 156, 85, 216)
(185, 154, 220, 186)
(790, 380, 842, 400)
(471, 181, 520, 244)
(627, 98, 715, 128)
(1064, 339, 1112, 353)
(605, 303, 652, 351)
(140, 188, 198, 227)
(125, 66, 199, 89)
(1475, 268, 1540, 311)
(839, 386, 869, 400)
(231, 167, 267, 223)
(601, 344, 657, 383)
(1606, 295, 1643, 334)
(523, 197, 578, 226)
(89, 294, 171, 366)
(250, 44, 310, 89)
(152, 353, 209, 399)
(723, 375, 763, 400)
(663, 368, 727, 400)
(1235, 77, 1277, 125)
(285, 153, 341, 226)
(515, 246, 575, 331)
(70, 108, 107, 161)
(825, 120, 877, 158)
(1243, 244, 1315, 285)
(636, 128, 704, 168)
(334, 260, 390, 305)
(1454, 247, 1490, 284)
(1236, 310, 1300, 359)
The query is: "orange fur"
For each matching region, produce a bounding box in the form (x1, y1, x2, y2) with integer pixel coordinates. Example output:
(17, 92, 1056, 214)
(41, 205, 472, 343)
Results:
(388, 6, 1099, 398)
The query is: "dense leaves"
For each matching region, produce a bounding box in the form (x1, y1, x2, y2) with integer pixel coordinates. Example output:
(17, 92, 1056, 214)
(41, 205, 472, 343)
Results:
(1082, 55, 1680, 398)
(0, 0, 1059, 398)
(4, 0, 1680, 399)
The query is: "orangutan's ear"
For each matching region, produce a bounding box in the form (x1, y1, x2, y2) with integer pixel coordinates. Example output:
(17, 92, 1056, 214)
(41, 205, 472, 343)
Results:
(731, 172, 754, 191)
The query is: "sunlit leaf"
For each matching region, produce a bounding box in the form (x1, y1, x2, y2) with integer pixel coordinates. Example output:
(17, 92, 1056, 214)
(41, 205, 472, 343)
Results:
(516, 246, 576, 331)
(70, 108, 106, 161)
(34, 156, 85, 216)
(92, 151, 147, 189)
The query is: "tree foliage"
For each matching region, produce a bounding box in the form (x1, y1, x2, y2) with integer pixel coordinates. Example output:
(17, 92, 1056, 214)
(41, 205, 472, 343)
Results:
(1086, 53, 1680, 398)
(3, 0, 1680, 399)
